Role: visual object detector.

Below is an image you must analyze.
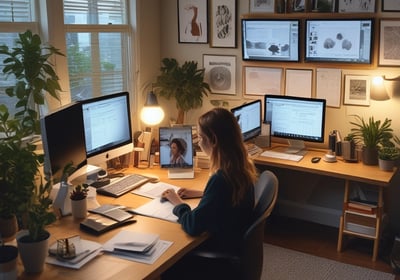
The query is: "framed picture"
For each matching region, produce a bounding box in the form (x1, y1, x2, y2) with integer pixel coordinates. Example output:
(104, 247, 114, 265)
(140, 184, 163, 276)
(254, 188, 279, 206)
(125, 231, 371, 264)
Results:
(285, 69, 312, 98)
(338, 0, 375, 13)
(210, 0, 236, 48)
(382, 0, 400, 11)
(379, 20, 400, 66)
(312, 0, 335, 12)
(203, 55, 236, 95)
(249, 0, 275, 13)
(344, 75, 370, 106)
(177, 0, 208, 43)
(243, 66, 282, 96)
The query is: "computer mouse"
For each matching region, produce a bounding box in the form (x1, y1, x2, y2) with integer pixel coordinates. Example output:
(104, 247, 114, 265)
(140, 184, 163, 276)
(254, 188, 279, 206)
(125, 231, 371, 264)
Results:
(311, 157, 321, 163)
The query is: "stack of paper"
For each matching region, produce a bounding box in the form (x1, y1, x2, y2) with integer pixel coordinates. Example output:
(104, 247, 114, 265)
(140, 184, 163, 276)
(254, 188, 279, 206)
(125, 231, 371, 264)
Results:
(102, 230, 173, 264)
(195, 151, 210, 169)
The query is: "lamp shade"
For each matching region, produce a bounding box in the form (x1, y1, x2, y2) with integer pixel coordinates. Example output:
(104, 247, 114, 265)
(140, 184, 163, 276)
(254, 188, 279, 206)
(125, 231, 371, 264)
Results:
(370, 76, 390, 101)
(140, 91, 165, 126)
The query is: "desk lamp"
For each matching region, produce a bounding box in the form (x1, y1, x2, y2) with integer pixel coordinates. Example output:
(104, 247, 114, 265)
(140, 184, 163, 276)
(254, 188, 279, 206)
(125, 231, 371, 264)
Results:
(136, 91, 164, 167)
(371, 76, 390, 101)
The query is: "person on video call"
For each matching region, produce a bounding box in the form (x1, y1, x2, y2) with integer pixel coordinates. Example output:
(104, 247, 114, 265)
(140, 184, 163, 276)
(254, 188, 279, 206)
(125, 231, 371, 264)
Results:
(161, 108, 257, 279)
(169, 138, 188, 167)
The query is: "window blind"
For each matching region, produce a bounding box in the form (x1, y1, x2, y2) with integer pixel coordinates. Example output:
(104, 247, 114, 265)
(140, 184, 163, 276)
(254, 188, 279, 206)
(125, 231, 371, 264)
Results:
(0, 0, 33, 22)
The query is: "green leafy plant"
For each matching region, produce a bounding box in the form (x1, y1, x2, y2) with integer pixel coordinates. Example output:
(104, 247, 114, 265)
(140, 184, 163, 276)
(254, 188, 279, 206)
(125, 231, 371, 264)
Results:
(378, 146, 400, 161)
(153, 58, 211, 124)
(349, 115, 393, 148)
(70, 183, 89, 201)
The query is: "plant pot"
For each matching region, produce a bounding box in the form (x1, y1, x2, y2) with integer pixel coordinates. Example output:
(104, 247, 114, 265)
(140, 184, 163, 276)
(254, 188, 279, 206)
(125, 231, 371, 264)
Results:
(71, 198, 87, 219)
(0, 215, 18, 242)
(379, 159, 395, 172)
(0, 245, 18, 280)
(362, 146, 378, 165)
(16, 230, 50, 274)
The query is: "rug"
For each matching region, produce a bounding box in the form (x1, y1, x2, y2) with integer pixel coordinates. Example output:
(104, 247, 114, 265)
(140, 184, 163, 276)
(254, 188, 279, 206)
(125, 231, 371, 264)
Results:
(262, 243, 395, 280)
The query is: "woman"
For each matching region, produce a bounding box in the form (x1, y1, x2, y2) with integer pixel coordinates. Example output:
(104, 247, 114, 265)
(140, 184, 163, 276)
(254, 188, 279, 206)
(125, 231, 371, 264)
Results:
(161, 108, 258, 279)
(169, 138, 188, 167)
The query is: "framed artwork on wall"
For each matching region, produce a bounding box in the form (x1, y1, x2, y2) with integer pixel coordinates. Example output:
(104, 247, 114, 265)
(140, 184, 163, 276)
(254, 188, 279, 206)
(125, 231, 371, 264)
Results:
(344, 75, 370, 106)
(177, 0, 208, 43)
(249, 0, 275, 13)
(338, 0, 375, 13)
(379, 20, 400, 66)
(210, 0, 236, 48)
(243, 66, 282, 96)
(203, 54, 236, 95)
(382, 0, 400, 12)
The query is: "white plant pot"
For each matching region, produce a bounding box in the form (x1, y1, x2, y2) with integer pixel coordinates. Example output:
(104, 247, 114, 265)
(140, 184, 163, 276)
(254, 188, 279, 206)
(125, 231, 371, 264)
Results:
(16, 230, 49, 274)
(378, 158, 395, 171)
(70, 198, 87, 219)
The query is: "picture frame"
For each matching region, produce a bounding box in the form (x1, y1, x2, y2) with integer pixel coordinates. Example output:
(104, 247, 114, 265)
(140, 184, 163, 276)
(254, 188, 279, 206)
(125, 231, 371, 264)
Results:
(243, 66, 282, 96)
(382, 0, 400, 12)
(338, 0, 375, 13)
(379, 20, 400, 66)
(312, 0, 335, 12)
(177, 0, 208, 44)
(203, 54, 236, 95)
(285, 69, 312, 98)
(210, 0, 236, 48)
(344, 75, 370, 106)
(249, 0, 275, 13)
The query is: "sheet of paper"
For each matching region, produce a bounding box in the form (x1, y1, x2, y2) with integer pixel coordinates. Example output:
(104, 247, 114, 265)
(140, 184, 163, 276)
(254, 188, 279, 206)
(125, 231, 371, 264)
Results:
(316, 68, 341, 108)
(132, 182, 180, 199)
(285, 69, 312, 98)
(132, 198, 178, 222)
(102, 230, 160, 253)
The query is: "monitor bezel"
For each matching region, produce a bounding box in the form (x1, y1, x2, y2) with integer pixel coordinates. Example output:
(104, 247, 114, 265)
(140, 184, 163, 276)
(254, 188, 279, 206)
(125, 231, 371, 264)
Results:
(231, 99, 262, 142)
(264, 94, 326, 144)
(304, 18, 374, 64)
(241, 18, 300, 62)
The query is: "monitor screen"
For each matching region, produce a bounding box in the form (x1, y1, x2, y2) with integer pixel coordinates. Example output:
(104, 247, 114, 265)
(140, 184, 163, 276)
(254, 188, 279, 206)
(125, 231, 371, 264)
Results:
(305, 19, 373, 64)
(231, 100, 262, 142)
(264, 95, 326, 152)
(40, 102, 87, 182)
(159, 126, 194, 169)
(242, 18, 300, 62)
(81, 92, 133, 167)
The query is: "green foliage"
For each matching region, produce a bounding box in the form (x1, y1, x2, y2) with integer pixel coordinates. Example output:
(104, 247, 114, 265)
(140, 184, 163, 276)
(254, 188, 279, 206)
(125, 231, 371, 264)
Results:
(153, 58, 211, 113)
(70, 183, 89, 201)
(349, 115, 393, 148)
(378, 146, 400, 161)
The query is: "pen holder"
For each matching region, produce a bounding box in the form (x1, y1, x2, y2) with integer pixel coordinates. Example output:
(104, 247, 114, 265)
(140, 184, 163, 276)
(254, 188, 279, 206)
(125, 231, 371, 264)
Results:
(57, 238, 76, 260)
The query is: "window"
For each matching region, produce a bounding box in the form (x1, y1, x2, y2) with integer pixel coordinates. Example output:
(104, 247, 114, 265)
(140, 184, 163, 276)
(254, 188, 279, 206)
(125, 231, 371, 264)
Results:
(63, 0, 131, 101)
(0, 0, 38, 117)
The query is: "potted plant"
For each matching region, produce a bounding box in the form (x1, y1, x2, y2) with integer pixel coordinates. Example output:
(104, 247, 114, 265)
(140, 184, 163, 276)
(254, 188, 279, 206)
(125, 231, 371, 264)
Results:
(378, 145, 400, 171)
(153, 58, 211, 124)
(349, 115, 393, 165)
(70, 183, 89, 219)
(0, 30, 63, 273)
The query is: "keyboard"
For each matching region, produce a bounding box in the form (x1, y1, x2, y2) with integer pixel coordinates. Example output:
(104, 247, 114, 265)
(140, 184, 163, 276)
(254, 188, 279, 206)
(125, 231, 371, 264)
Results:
(260, 150, 304, 162)
(96, 174, 150, 197)
(246, 144, 263, 158)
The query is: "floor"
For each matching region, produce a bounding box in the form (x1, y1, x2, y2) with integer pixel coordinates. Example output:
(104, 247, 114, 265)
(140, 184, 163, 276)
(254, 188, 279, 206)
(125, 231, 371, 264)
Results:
(263, 215, 400, 280)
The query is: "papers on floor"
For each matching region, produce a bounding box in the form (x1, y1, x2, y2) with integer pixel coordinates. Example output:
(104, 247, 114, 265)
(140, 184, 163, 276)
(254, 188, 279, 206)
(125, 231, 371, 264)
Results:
(131, 182, 180, 199)
(46, 237, 102, 269)
(102, 230, 173, 264)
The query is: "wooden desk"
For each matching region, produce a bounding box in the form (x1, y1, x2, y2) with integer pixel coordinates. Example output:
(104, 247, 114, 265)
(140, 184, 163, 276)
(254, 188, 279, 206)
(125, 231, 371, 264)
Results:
(16, 167, 210, 280)
(254, 145, 397, 261)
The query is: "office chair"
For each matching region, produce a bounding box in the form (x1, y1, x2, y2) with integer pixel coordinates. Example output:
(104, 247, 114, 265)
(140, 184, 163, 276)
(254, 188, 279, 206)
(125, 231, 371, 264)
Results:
(189, 170, 279, 280)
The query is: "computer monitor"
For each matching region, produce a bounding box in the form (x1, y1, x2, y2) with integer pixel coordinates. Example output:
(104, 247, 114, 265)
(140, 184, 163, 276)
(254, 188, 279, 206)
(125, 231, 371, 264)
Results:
(305, 19, 373, 64)
(40, 102, 87, 183)
(231, 100, 262, 142)
(81, 91, 133, 168)
(264, 95, 326, 154)
(159, 125, 194, 179)
(241, 18, 300, 62)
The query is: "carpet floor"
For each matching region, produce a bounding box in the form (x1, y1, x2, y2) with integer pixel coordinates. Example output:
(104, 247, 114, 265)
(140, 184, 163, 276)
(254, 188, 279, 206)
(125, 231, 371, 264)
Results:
(262, 243, 395, 280)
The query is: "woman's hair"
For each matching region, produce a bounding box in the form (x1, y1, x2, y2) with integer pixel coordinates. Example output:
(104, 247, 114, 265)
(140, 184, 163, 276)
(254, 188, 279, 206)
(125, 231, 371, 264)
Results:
(170, 138, 186, 155)
(198, 108, 257, 205)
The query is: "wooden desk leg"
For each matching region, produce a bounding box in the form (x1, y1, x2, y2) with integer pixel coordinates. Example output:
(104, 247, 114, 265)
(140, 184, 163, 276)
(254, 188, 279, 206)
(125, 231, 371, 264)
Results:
(372, 187, 384, 261)
(337, 180, 350, 253)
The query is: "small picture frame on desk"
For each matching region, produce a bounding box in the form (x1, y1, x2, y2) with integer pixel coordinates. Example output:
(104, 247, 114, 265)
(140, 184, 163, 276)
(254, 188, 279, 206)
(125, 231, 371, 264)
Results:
(344, 75, 370, 106)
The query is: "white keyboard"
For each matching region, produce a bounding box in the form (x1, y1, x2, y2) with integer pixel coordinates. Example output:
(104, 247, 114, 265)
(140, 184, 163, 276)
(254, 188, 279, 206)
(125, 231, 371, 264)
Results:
(260, 150, 303, 162)
(246, 144, 263, 158)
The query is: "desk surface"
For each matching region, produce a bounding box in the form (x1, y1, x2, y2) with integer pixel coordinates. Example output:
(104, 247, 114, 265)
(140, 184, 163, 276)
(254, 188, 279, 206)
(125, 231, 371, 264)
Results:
(254, 145, 396, 186)
(16, 167, 210, 280)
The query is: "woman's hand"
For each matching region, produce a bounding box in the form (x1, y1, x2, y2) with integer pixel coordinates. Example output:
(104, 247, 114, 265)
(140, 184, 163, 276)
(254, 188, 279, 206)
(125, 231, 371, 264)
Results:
(177, 188, 203, 199)
(161, 189, 184, 206)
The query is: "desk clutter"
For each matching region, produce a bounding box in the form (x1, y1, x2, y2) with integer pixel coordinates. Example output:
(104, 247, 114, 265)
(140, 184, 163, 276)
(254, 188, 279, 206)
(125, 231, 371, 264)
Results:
(46, 230, 172, 269)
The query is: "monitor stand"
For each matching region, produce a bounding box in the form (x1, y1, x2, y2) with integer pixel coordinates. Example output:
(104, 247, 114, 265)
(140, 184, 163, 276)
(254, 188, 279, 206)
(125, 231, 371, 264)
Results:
(168, 168, 194, 179)
(285, 139, 306, 154)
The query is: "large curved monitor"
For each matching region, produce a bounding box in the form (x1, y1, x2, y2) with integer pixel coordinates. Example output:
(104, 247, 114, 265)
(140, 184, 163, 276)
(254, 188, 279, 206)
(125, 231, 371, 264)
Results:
(41, 102, 87, 182)
(81, 92, 133, 168)
(305, 19, 373, 64)
(264, 95, 326, 153)
(231, 99, 262, 142)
